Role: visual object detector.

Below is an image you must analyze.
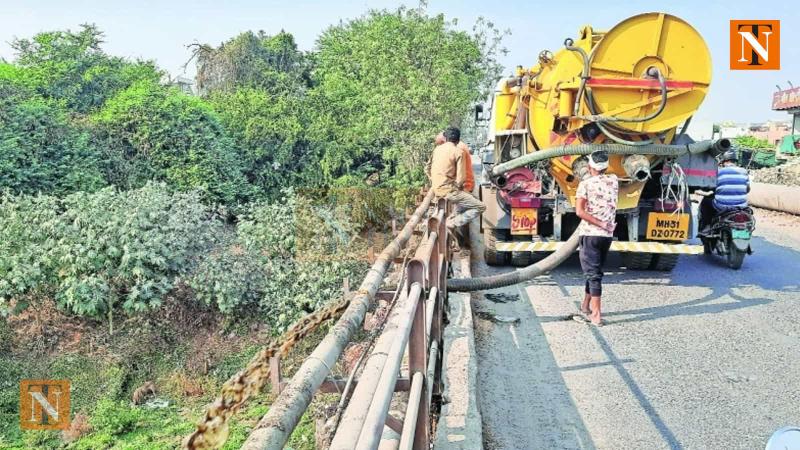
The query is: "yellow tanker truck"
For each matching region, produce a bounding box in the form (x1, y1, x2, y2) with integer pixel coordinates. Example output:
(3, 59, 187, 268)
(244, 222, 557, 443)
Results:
(479, 12, 731, 270)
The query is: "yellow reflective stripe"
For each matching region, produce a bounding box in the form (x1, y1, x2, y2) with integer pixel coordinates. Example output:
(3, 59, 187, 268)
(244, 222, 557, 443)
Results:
(495, 241, 704, 254)
(609, 242, 703, 254)
(496, 242, 566, 252)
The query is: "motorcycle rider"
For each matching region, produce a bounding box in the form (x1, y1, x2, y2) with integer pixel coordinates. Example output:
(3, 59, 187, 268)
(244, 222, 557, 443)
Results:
(699, 150, 750, 231)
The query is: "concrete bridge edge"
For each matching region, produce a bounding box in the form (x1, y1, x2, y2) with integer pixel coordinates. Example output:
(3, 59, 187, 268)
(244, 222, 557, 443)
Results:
(434, 244, 484, 449)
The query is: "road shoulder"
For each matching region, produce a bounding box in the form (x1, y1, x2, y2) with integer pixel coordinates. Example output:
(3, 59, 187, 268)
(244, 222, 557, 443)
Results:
(434, 249, 484, 449)
(752, 207, 800, 250)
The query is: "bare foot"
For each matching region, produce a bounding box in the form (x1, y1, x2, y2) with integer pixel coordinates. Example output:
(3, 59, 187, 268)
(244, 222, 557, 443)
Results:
(580, 296, 591, 315)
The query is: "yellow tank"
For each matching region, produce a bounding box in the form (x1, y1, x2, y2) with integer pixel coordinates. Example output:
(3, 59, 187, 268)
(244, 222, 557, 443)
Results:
(493, 12, 711, 210)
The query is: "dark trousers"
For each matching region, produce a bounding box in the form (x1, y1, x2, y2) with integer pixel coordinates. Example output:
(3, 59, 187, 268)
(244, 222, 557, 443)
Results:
(579, 236, 612, 296)
(699, 195, 716, 231)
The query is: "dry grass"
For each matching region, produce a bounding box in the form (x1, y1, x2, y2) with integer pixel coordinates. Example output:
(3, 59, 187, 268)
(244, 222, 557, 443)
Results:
(61, 412, 92, 443)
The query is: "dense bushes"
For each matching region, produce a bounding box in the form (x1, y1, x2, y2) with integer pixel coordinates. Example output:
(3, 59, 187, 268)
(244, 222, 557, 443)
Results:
(1, 11, 502, 200)
(0, 184, 220, 330)
(246, 192, 368, 330)
(189, 244, 267, 315)
(0, 194, 62, 309)
(190, 190, 368, 331)
(210, 88, 320, 196)
(0, 185, 366, 333)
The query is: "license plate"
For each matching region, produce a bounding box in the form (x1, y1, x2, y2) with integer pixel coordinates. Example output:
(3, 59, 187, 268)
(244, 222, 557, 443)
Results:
(646, 212, 690, 241)
(511, 208, 538, 235)
(732, 229, 751, 239)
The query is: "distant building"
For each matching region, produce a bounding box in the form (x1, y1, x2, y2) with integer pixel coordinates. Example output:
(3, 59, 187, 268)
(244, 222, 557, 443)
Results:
(172, 76, 195, 95)
(717, 122, 748, 139)
(747, 121, 791, 146)
(161, 74, 195, 95)
(772, 85, 800, 139)
(714, 120, 791, 146)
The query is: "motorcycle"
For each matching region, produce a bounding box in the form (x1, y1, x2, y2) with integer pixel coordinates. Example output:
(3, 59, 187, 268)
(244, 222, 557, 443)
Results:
(698, 206, 755, 270)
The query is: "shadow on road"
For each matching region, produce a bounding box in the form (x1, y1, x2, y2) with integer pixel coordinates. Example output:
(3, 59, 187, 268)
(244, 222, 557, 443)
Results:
(468, 218, 596, 450)
(535, 235, 799, 327)
(473, 287, 598, 450)
(525, 234, 800, 449)
(577, 302, 683, 449)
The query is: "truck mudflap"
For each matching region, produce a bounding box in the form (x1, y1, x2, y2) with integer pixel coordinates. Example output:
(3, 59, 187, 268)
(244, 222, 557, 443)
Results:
(495, 240, 704, 255)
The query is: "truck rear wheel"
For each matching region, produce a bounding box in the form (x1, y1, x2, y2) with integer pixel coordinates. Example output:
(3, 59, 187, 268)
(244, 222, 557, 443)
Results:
(623, 252, 653, 270)
(484, 229, 510, 266)
(652, 254, 679, 271)
(511, 251, 533, 267)
(623, 253, 679, 271)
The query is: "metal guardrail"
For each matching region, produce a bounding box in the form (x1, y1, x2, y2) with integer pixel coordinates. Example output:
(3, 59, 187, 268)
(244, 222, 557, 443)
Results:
(242, 192, 449, 450)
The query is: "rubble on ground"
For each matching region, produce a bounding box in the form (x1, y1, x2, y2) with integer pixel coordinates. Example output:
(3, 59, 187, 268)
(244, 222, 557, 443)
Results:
(749, 156, 800, 186)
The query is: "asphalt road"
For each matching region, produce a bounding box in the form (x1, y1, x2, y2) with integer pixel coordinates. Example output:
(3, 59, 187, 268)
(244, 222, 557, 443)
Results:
(469, 205, 800, 450)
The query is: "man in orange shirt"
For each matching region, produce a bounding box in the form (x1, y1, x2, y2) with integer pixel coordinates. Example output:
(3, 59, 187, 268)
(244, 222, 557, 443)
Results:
(427, 127, 484, 251)
(435, 132, 475, 194)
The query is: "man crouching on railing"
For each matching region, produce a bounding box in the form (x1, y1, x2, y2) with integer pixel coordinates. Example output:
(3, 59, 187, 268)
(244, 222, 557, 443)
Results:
(426, 127, 486, 245)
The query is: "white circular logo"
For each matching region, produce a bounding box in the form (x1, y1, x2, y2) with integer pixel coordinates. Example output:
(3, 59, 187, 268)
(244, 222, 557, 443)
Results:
(766, 427, 800, 450)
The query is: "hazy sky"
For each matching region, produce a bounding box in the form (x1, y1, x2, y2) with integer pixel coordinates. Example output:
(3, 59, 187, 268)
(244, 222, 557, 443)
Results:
(1, 0, 798, 138)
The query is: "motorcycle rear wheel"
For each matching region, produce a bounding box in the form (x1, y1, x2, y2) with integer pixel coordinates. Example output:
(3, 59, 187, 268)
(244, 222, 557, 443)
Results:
(726, 245, 745, 270)
(700, 237, 713, 255)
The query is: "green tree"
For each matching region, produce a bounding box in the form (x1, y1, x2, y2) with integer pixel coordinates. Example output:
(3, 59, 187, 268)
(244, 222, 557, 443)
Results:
(308, 7, 505, 183)
(92, 80, 253, 203)
(733, 136, 773, 150)
(10, 24, 161, 113)
(191, 30, 311, 95)
(193, 30, 318, 198)
(210, 88, 320, 197)
(0, 69, 106, 195)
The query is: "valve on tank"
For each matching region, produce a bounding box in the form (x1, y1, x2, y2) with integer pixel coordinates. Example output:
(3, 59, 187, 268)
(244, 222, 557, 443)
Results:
(571, 157, 590, 182)
(622, 154, 651, 181)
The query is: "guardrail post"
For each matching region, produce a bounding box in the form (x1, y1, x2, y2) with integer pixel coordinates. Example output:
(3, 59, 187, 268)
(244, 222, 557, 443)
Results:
(437, 198, 448, 257)
(270, 356, 282, 395)
(405, 202, 446, 450)
(407, 261, 429, 450)
(431, 198, 450, 399)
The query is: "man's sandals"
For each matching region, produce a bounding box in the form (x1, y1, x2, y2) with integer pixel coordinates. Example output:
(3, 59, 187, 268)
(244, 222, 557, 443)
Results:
(572, 313, 605, 327)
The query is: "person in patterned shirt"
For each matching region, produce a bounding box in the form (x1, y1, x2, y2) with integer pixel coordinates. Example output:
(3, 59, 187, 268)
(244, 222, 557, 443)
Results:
(574, 150, 618, 326)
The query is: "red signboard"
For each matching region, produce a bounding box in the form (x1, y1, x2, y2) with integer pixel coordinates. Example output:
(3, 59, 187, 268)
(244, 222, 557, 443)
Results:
(773, 86, 800, 110)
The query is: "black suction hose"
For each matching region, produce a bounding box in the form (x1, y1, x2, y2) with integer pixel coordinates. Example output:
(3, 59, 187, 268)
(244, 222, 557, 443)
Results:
(492, 139, 730, 177)
(448, 231, 581, 292)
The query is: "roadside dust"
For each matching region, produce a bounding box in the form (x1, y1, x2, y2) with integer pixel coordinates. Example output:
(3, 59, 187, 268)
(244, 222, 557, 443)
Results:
(466, 218, 595, 450)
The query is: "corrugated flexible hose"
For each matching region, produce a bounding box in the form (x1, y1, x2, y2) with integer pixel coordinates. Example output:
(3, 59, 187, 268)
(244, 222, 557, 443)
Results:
(447, 231, 581, 292)
(446, 139, 730, 292)
(491, 140, 730, 178)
